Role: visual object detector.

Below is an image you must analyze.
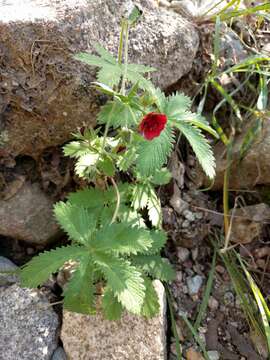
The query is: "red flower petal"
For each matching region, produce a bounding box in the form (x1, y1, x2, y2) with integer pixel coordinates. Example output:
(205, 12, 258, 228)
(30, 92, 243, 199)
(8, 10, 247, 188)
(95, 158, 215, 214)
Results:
(138, 112, 167, 140)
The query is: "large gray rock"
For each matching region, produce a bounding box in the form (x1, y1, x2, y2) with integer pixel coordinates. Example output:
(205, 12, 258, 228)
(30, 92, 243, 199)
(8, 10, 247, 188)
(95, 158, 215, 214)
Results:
(0, 0, 199, 158)
(61, 280, 167, 360)
(0, 256, 18, 286)
(0, 284, 59, 360)
(0, 182, 60, 245)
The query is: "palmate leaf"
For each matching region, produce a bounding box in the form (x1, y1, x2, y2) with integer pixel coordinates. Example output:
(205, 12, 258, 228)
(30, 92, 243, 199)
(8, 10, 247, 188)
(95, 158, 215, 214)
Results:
(97, 100, 141, 128)
(20, 245, 85, 288)
(102, 287, 123, 320)
(94, 252, 145, 314)
(68, 183, 129, 209)
(75, 44, 155, 89)
(97, 65, 122, 88)
(132, 255, 175, 281)
(136, 126, 174, 176)
(54, 202, 96, 245)
(94, 223, 153, 255)
(63, 256, 95, 315)
(141, 278, 160, 318)
(173, 122, 216, 179)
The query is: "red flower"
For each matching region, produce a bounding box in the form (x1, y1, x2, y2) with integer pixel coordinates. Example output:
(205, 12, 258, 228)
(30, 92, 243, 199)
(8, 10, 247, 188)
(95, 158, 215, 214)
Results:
(138, 112, 167, 140)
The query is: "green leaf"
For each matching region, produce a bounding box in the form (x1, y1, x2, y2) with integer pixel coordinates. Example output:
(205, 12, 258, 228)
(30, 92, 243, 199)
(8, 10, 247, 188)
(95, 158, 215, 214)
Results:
(68, 184, 128, 211)
(151, 168, 172, 185)
(97, 100, 141, 128)
(149, 87, 167, 112)
(126, 63, 156, 74)
(54, 202, 96, 245)
(165, 92, 192, 118)
(68, 188, 106, 209)
(174, 122, 216, 179)
(136, 126, 174, 176)
(147, 187, 162, 227)
(20, 245, 85, 288)
(125, 70, 154, 91)
(102, 287, 123, 320)
(74, 46, 155, 90)
(94, 253, 145, 314)
(98, 156, 115, 177)
(74, 52, 108, 67)
(117, 147, 137, 171)
(131, 183, 162, 227)
(93, 43, 117, 65)
(178, 113, 219, 138)
(141, 278, 160, 318)
(75, 152, 99, 179)
(131, 183, 149, 210)
(63, 141, 90, 158)
(148, 230, 167, 254)
(63, 256, 95, 315)
(132, 255, 175, 281)
(127, 5, 143, 26)
(97, 64, 122, 88)
(94, 223, 153, 255)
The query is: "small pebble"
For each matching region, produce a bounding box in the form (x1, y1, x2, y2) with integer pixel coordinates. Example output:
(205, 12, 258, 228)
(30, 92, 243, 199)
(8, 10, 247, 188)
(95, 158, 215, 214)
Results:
(183, 210, 196, 222)
(208, 296, 219, 311)
(170, 342, 177, 356)
(191, 248, 198, 261)
(186, 347, 204, 360)
(195, 212, 203, 220)
(235, 296, 242, 309)
(223, 291, 234, 306)
(182, 285, 188, 294)
(215, 265, 225, 274)
(182, 220, 190, 228)
(207, 350, 220, 360)
(177, 247, 190, 262)
(187, 275, 203, 295)
(175, 271, 183, 283)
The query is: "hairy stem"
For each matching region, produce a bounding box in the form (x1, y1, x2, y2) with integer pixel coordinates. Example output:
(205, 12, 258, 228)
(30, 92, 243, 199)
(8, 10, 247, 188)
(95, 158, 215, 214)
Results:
(118, 19, 125, 65)
(120, 21, 129, 95)
(110, 177, 121, 224)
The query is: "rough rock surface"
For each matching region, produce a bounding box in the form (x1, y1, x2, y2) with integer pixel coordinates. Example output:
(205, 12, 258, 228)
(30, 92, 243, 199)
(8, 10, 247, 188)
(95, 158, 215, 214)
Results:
(61, 280, 167, 360)
(229, 203, 270, 244)
(0, 0, 199, 158)
(0, 256, 18, 286)
(0, 182, 60, 244)
(0, 284, 59, 360)
(196, 118, 270, 190)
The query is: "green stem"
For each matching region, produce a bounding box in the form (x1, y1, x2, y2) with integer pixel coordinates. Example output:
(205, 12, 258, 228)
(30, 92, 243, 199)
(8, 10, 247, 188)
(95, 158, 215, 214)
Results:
(110, 177, 121, 224)
(118, 19, 125, 65)
(120, 21, 129, 95)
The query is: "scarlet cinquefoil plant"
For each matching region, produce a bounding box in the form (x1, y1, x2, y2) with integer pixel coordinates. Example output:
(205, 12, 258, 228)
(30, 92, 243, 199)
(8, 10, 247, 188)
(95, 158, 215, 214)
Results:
(20, 7, 217, 319)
